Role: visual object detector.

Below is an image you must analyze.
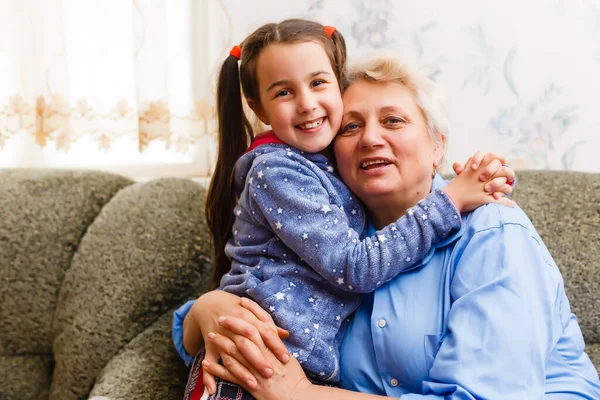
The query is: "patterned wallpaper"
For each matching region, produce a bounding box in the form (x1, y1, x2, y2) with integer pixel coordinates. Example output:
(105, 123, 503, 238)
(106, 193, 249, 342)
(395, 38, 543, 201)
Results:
(218, 0, 600, 172)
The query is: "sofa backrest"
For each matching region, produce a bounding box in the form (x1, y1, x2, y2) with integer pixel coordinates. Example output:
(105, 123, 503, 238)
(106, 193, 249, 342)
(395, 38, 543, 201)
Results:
(511, 171, 600, 345)
(0, 170, 134, 398)
(0, 170, 213, 400)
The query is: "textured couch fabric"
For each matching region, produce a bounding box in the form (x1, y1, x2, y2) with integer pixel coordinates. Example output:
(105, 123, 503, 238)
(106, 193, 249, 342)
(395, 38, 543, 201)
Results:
(510, 171, 600, 345)
(0, 169, 598, 399)
(1, 170, 211, 400)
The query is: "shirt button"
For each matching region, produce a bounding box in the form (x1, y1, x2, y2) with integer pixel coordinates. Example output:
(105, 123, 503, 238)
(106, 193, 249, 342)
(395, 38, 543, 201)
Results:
(390, 378, 399, 387)
(378, 319, 387, 328)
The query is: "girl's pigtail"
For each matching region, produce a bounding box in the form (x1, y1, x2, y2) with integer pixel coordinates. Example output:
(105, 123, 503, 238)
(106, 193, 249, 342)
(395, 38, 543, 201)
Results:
(330, 29, 348, 89)
(205, 53, 253, 289)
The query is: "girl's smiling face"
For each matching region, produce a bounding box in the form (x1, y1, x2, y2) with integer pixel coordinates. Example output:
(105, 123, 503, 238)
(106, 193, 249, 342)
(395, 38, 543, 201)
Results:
(249, 41, 343, 153)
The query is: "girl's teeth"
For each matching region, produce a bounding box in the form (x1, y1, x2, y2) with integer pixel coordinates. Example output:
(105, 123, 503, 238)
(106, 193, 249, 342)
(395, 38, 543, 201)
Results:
(299, 119, 323, 129)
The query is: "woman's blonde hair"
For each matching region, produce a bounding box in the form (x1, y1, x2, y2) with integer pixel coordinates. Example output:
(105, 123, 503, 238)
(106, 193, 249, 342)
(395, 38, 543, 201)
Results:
(345, 54, 449, 166)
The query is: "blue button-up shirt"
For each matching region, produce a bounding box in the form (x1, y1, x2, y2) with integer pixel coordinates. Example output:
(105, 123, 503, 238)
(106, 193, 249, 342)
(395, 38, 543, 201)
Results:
(339, 175, 600, 399)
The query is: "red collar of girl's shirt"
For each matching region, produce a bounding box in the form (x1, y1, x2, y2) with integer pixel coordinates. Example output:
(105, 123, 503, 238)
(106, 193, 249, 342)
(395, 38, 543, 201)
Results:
(245, 131, 285, 153)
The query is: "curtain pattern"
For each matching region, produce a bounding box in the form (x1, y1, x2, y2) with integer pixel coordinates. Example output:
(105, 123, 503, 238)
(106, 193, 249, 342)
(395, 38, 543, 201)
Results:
(0, 0, 224, 176)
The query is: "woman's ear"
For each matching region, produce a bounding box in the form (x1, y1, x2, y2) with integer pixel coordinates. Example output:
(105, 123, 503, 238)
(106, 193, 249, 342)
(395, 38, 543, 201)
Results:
(432, 133, 445, 168)
(247, 98, 269, 126)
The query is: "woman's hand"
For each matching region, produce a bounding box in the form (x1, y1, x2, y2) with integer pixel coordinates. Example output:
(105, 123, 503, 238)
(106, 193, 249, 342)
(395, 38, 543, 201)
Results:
(183, 291, 290, 394)
(202, 299, 393, 400)
(202, 312, 313, 400)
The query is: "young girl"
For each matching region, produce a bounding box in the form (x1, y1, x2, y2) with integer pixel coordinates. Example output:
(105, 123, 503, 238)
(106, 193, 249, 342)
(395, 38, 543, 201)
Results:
(180, 18, 514, 399)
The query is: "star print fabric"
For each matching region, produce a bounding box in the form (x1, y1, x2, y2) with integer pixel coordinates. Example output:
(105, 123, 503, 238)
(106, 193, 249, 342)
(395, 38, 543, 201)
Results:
(220, 143, 461, 382)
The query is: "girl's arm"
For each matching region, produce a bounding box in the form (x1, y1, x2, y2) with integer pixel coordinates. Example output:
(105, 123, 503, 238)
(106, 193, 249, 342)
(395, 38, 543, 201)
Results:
(230, 152, 513, 294)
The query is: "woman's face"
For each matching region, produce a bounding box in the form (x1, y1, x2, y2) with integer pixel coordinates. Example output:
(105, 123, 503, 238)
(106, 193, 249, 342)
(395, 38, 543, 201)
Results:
(334, 79, 443, 209)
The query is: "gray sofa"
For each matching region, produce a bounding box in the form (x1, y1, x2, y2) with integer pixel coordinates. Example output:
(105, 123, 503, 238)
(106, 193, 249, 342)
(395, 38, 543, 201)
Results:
(0, 169, 598, 399)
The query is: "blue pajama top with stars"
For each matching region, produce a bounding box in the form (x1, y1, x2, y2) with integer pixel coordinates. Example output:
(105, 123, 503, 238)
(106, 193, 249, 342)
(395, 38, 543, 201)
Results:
(220, 136, 462, 384)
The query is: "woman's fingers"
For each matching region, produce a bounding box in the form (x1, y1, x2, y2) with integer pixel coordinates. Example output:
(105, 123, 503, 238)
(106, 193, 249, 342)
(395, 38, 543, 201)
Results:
(218, 316, 276, 377)
(204, 332, 258, 389)
(240, 297, 282, 336)
(201, 358, 250, 389)
(276, 326, 290, 340)
(240, 298, 291, 363)
(202, 369, 216, 395)
(202, 343, 221, 394)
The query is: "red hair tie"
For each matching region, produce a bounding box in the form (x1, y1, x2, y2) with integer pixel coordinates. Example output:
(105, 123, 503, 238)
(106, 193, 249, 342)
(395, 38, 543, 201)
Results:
(323, 25, 336, 38)
(229, 45, 241, 60)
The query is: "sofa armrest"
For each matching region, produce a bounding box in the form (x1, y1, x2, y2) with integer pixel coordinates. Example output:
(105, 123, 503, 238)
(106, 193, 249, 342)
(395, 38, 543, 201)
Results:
(89, 311, 190, 400)
(51, 177, 212, 399)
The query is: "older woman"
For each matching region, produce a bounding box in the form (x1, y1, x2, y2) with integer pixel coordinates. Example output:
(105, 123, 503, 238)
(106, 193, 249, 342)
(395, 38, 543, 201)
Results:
(183, 55, 600, 399)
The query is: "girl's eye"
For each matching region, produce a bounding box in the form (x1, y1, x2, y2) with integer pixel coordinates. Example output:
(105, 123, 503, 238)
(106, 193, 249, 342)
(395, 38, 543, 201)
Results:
(311, 79, 326, 87)
(276, 90, 291, 98)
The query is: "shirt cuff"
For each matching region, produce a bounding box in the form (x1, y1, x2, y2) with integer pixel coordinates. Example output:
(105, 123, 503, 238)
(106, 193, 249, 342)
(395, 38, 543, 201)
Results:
(172, 299, 197, 367)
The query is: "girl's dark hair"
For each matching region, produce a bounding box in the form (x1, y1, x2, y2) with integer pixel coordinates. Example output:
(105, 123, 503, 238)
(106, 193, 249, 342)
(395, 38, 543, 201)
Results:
(205, 18, 347, 289)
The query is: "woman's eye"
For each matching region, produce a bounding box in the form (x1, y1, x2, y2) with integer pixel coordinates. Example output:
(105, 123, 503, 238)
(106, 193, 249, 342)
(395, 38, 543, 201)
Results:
(339, 122, 360, 135)
(385, 117, 405, 125)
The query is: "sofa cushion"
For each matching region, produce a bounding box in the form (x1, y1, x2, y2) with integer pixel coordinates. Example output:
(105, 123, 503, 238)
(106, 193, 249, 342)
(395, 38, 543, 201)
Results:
(0, 169, 133, 400)
(50, 178, 212, 400)
(89, 311, 189, 399)
(511, 171, 600, 345)
(0, 355, 52, 400)
(587, 343, 600, 375)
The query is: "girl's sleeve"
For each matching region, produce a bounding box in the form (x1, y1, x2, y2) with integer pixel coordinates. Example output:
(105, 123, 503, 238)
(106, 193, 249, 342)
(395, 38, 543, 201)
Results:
(246, 158, 461, 293)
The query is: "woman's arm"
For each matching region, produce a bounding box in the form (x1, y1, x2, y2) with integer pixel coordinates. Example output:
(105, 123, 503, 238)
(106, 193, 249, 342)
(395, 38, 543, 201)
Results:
(205, 213, 568, 399)
(179, 290, 290, 393)
(202, 310, 397, 400)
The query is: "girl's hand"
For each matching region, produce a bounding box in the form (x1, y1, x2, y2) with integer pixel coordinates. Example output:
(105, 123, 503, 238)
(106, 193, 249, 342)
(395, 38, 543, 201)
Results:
(185, 291, 290, 394)
(451, 150, 496, 176)
(202, 315, 313, 400)
(452, 151, 509, 181)
(445, 152, 516, 212)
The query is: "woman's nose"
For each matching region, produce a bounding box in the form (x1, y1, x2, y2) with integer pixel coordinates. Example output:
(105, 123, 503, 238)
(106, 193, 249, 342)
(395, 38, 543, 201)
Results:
(359, 122, 385, 148)
(297, 91, 317, 114)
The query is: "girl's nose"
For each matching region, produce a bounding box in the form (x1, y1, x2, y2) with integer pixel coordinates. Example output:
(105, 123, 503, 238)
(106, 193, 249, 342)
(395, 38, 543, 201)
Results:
(297, 91, 317, 114)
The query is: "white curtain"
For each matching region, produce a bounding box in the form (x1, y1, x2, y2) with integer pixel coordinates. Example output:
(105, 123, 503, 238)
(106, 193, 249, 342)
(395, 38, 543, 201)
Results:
(0, 0, 233, 177)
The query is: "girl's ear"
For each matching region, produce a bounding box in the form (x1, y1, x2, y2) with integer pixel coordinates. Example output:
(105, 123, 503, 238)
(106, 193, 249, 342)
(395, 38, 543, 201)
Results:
(247, 98, 269, 126)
